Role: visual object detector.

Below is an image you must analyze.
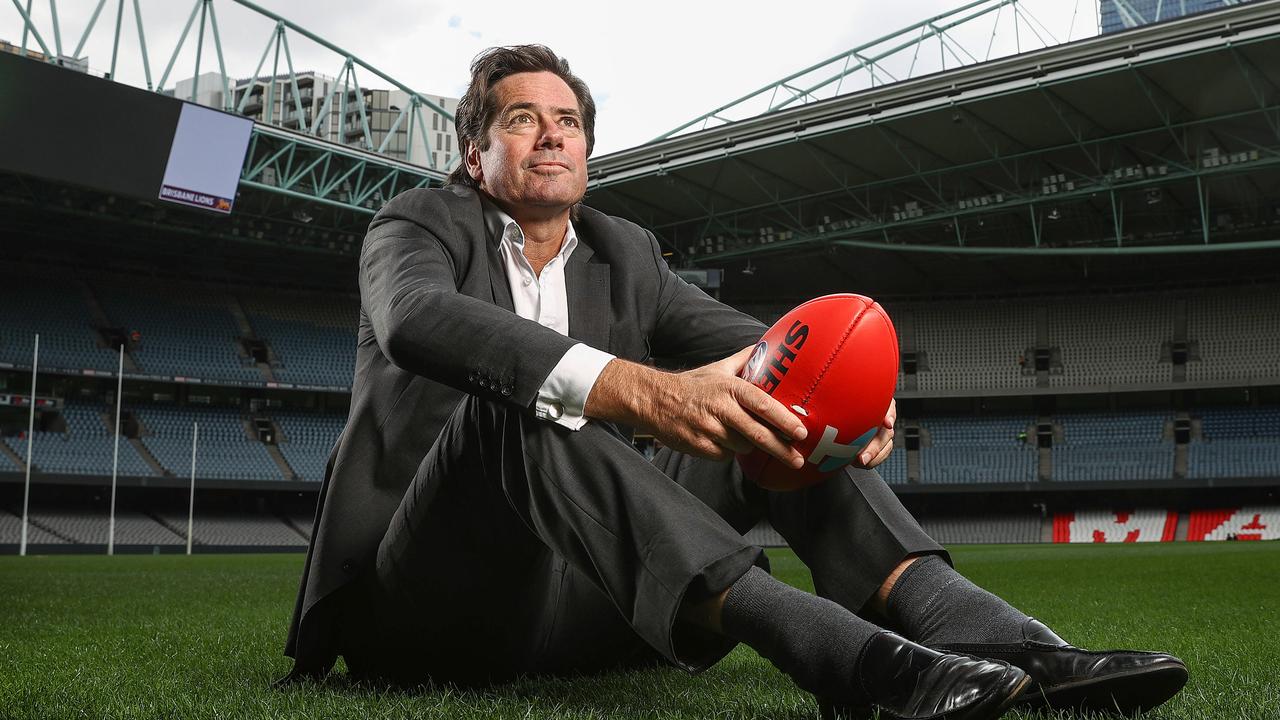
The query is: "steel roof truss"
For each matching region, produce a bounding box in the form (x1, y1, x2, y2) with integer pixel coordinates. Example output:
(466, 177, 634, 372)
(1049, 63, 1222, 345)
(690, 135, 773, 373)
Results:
(1127, 65, 1197, 168)
(1228, 45, 1280, 143)
(1036, 86, 1105, 176)
(872, 125, 949, 205)
(728, 156, 806, 232)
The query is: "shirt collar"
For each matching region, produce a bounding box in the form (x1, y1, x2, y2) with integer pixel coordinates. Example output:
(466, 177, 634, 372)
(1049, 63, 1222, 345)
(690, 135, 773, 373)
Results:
(482, 197, 578, 261)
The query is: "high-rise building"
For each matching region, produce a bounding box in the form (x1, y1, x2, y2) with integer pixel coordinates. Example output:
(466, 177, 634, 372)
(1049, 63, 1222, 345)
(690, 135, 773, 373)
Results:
(391, 91, 459, 172)
(169, 71, 458, 171)
(1100, 0, 1256, 34)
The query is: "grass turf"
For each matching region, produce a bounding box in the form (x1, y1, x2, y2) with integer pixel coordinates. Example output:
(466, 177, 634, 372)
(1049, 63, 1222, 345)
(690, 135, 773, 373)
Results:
(1, 543, 1277, 719)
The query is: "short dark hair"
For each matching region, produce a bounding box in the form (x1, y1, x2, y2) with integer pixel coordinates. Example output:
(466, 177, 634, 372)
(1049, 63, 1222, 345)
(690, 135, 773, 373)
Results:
(445, 45, 596, 188)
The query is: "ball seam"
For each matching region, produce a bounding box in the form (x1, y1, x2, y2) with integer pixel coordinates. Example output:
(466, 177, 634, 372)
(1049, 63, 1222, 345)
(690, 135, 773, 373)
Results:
(799, 302, 875, 408)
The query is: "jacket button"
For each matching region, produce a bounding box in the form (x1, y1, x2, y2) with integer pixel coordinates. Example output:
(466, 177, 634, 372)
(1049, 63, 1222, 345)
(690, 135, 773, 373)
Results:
(500, 384, 512, 396)
(342, 561, 354, 574)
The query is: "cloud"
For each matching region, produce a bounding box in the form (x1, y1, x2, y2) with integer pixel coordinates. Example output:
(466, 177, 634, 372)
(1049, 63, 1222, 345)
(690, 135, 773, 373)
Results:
(448, 15, 461, 28)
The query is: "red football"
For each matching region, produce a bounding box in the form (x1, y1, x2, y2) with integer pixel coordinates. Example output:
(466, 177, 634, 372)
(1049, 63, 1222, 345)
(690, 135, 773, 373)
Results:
(737, 294, 899, 491)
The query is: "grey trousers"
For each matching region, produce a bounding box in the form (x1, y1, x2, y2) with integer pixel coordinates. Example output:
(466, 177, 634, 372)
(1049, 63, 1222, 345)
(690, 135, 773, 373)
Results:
(336, 395, 945, 684)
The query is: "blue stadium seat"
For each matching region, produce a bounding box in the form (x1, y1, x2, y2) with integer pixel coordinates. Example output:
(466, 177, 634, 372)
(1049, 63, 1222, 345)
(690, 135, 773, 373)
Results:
(1187, 407, 1280, 480)
(918, 416, 1037, 484)
(0, 279, 119, 372)
(1, 402, 156, 478)
(134, 406, 284, 482)
(273, 412, 346, 482)
(1052, 411, 1174, 482)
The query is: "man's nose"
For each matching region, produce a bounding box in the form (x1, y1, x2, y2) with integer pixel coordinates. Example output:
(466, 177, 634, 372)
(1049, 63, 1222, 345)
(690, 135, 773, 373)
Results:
(537, 119, 565, 149)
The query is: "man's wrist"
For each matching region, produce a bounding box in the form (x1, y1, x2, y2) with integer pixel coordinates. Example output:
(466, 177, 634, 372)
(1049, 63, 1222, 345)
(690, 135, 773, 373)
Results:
(584, 358, 654, 427)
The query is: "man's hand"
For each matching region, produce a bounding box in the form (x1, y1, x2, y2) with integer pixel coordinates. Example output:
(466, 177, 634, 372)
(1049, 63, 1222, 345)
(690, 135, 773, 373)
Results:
(856, 398, 896, 469)
(584, 346, 808, 468)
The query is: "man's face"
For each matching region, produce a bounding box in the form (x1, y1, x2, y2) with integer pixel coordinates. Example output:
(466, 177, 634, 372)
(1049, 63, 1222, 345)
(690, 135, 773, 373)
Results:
(466, 71, 589, 216)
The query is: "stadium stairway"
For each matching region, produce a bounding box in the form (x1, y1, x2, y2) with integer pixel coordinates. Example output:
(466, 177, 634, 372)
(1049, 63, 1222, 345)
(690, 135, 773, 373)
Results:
(265, 444, 298, 481)
(79, 280, 141, 372)
(0, 442, 27, 472)
(128, 437, 170, 477)
(1, 506, 76, 544)
(281, 514, 312, 542)
(226, 295, 279, 383)
(0, 507, 65, 544)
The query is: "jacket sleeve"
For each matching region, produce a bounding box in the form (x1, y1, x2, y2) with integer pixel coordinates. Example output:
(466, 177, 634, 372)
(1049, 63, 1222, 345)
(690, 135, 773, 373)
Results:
(644, 230, 767, 369)
(359, 191, 579, 408)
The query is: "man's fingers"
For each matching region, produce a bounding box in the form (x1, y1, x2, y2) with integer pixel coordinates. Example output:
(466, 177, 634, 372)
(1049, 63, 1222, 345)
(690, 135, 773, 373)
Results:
(864, 437, 894, 469)
(710, 344, 758, 376)
(735, 382, 808, 442)
(859, 426, 893, 466)
(722, 405, 804, 468)
(719, 427, 756, 456)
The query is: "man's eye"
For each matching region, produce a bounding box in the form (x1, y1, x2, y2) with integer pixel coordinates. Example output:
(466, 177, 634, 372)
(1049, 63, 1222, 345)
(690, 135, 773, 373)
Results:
(561, 117, 580, 127)
(511, 114, 533, 124)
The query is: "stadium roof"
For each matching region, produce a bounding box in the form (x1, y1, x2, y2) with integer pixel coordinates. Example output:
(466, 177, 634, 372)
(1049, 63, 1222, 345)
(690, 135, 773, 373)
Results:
(583, 0, 1280, 300)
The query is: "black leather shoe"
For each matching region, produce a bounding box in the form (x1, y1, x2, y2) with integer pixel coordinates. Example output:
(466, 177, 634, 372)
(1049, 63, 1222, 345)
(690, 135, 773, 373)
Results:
(819, 632, 1030, 720)
(933, 618, 1188, 714)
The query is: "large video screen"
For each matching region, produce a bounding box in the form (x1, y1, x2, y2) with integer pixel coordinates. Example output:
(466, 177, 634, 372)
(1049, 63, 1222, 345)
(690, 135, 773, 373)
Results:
(0, 50, 251, 213)
(158, 104, 253, 213)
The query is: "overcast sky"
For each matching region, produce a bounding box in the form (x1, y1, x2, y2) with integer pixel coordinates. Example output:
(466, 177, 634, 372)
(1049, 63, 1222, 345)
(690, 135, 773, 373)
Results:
(3, 0, 1101, 155)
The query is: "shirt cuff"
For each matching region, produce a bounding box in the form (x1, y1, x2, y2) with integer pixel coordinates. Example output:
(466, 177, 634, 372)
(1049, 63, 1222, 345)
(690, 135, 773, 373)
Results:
(535, 343, 616, 430)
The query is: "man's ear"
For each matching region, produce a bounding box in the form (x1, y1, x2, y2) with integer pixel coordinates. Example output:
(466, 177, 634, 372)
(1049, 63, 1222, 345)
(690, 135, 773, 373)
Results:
(465, 141, 483, 185)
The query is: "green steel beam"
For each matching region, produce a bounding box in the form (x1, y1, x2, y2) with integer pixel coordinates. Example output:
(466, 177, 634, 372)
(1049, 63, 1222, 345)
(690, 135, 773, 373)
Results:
(48, 0, 62, 56)
(653, 0, 1089, 142)
(8, 0, 454, 169)
(9, 0, 52, 58)
(191, 0, 207, 102)
(107, 0, 121, 78)
(228, 0, 451, 118)
(71, 0, 106, 58)
(131, 0, 152, 90)
(156, 0, 201, 92)
(657, 0, 1025, 140)
(240, 126, 445, 213)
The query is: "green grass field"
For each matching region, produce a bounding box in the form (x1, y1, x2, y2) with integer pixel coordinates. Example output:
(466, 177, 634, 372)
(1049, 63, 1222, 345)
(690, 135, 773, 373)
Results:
(2, 543, 1277, 719)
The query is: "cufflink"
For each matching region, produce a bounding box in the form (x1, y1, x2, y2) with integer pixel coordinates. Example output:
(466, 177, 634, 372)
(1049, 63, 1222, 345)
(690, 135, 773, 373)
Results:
(546, 401, 564, 419)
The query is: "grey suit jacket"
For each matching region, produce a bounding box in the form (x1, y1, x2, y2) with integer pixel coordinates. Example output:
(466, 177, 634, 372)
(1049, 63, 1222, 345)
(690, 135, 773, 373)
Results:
(284, 184, 766, 676)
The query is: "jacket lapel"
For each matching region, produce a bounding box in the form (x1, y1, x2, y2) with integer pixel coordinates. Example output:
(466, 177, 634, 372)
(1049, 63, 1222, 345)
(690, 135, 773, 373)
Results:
(476, 194, 516, 313)
(566, 239, 611, 353)
(487, 244, 515, 312)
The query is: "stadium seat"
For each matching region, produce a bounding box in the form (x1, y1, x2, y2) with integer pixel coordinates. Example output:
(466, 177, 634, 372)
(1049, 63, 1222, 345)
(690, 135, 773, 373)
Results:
(1052, 509, 1176, 543)
(918, 415, 1037, 484)
(1187, 506, 1279, 541)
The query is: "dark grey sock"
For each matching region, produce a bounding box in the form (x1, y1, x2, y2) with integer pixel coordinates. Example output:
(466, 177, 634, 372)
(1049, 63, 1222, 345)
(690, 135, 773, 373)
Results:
(885, 555, 1031, 646)
(720, 566, 880, 705)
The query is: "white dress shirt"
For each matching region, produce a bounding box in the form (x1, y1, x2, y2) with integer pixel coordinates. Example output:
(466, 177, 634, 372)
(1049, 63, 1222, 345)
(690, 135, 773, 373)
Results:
(488, 204, 615, 430)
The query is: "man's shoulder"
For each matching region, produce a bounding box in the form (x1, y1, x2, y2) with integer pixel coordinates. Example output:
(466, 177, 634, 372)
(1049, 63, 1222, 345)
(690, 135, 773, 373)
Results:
(575, 204, 661, 268)
(577, 203, 650, 241)
(374, 185, 480, 225)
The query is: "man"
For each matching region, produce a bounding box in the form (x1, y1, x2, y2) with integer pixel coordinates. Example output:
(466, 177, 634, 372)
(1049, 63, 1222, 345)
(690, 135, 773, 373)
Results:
(284, 45, 1187, 719)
